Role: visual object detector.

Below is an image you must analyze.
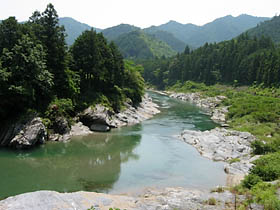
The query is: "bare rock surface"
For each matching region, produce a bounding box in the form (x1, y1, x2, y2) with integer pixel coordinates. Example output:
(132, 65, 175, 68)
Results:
(0, 188, 249, 210)
(78, 94, 160, 132)
(170, 92, 228, 125)
(0, 115, 47, 149)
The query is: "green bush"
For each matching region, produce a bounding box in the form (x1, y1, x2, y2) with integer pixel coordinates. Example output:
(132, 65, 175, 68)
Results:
(251, 182, 280, 210)
(251, 140, 277, 155)
(44, 98, 74, 128)
(242, 174, 262, 189)
(250, 152, 280, 181)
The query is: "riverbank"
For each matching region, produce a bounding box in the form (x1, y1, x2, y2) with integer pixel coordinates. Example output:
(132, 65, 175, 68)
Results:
(170, 92, 258, 186)
(0, 187, 256, 210)
(51, 93, 160, 141)
(0, 94, 160, 148)
(0, 90, 270, 210)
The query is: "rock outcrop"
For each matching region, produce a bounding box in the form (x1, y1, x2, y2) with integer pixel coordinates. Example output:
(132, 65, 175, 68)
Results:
(170, 92, 228, 125)
(171, 92, 260, 185)
(180, 128, 255, 162)
(0, 115, 47, 149)
(0, 187, 260, 210)
(180, 128, 257, 179)
(78, 94, 160, 132)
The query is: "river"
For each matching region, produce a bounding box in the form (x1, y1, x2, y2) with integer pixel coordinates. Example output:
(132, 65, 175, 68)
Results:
(0, 91, 226, 199)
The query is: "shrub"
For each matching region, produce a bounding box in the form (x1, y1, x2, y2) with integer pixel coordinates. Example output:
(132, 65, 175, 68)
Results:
(250, 152, 280, 181)
(207, 197, 217, 205)
(242, 174, 262, 189)
(251, 182, 280, 210)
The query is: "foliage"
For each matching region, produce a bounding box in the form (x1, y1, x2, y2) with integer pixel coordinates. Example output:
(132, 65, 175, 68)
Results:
(0, 4, 145, 131)
(142, 34, 279, 89)
(251, 182, 280, 210)
(248, 15, 280, 43)
(250, 152, 280, 181)
(123, 60, 145, 105)
(207, 197, 217, 205)
(114, 30, 176, 59)
(242, 174, 262, 189)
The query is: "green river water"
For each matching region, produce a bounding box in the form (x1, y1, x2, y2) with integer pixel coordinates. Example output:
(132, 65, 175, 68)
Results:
(0, 92, 226, 199)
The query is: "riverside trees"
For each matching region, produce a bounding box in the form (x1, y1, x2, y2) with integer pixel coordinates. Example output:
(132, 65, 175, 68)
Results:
(0, 4, 144, 123)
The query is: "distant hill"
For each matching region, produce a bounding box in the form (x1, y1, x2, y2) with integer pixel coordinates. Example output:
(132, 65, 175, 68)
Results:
(102, 24, 140, 41)
(146, 15, 270, 48)
(144, 28, 186, 52)
(247, 15, 280, 43)
(114, 30, 176, 59)
(59, 17, 101, 45)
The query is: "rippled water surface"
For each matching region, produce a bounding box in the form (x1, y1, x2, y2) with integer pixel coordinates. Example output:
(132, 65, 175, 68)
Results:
(0, 91, 226, 199)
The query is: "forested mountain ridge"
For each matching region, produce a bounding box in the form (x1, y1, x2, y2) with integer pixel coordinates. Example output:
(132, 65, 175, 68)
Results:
(146, 15, 270, 47)
(143, 29, 186, 52)
(247, 15, 280, 43)
(114, 30, 176, 59)
(101, 24, 140, 41)
(58, 17, 101, 45)
(142, 34, 279, 89)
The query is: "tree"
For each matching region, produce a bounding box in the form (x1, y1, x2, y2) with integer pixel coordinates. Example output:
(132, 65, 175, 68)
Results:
(0, 17, 22, 53)
(0, 34, 53, 120)
(29, 3, 73, 98)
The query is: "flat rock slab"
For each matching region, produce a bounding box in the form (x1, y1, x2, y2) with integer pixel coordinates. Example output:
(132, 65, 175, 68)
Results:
(0, 191, 138, 210)
(0, 188, 249, 210)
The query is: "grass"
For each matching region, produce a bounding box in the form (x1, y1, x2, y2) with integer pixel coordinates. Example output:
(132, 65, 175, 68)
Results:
(207, 197, 217, 205)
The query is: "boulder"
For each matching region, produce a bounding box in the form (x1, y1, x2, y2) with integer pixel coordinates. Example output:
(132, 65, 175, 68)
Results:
(79, 105, 113, 128)
(8, 117, 47, 149)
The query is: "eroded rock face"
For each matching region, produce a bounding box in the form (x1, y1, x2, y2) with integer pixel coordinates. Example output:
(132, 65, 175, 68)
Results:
(78, 94, 160, 132)
(79, 104, 113, 129)
(6, 117, 47, 149)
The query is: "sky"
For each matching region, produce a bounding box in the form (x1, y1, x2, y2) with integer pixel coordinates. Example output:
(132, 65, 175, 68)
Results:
(1, 0, 279, 29)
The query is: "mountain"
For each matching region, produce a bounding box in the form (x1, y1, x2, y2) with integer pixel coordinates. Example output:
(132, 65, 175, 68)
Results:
(59, 17, 101, 45)
(114, 30, 176, 59)
(102, 24, 140, 41)
(144, 28, 186, 52)
(247, 15, 280, 43)
(148, 21, 199, 45)
(146, 15, 270, 48)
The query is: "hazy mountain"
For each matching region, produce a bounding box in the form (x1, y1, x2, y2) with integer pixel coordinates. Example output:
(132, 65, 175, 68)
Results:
(144, 28, 187, 52)
(102, 24, 140, 41)
(247, 15, 280, 43)
(59, 17, 101, 45)
(146, 15, 270, 48)
(114, 30, 176, 59)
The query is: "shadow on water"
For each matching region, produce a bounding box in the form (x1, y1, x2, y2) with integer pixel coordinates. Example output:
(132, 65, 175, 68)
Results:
(0, 130, 141, 199)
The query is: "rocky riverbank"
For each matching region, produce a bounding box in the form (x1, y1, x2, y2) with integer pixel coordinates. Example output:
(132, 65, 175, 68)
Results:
(170, 92, 259, 185)
(0, 187, 263, 210)
(0, 94, 160, 148)
(170, 92, 229, 126)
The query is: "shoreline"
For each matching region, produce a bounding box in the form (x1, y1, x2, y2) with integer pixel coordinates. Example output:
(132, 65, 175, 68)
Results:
(0, 91, 258, 210)
(169, 91, 258, 187)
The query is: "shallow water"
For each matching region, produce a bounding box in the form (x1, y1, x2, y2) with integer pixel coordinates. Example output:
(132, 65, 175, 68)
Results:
(0, 91, 226, 199)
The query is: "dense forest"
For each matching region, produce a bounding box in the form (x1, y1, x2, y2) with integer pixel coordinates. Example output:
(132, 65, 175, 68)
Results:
(0, 4, 144, 124)
(248, 15, 280, 43)
(142, 33, 280, 89)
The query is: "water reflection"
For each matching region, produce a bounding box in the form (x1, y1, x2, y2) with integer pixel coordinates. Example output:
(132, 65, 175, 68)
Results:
(0, 130, 141, 198)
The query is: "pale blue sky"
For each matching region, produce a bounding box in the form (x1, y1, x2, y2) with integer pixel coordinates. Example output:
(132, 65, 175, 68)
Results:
(1, 0, 279, 29)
